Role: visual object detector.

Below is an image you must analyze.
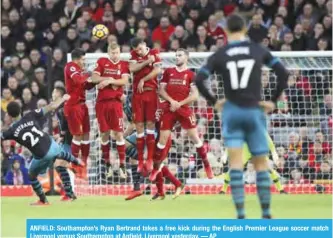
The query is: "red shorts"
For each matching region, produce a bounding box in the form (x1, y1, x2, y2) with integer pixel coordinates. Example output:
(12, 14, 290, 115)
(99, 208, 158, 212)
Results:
(96, 100, 123, 132)
(64, 103, 90, 136)
(160, 107, 196, 130)
(132, 90, 157, 123)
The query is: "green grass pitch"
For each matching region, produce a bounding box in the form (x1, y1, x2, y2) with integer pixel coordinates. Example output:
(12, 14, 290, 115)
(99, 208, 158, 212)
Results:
(1, 194, 332, 237)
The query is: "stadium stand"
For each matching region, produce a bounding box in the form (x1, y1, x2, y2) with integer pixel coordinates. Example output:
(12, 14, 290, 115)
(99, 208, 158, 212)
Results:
(1, 0, 332, 194)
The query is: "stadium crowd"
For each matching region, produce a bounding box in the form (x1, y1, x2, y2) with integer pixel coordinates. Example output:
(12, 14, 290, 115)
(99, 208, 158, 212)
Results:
(1, 0, 332, 188)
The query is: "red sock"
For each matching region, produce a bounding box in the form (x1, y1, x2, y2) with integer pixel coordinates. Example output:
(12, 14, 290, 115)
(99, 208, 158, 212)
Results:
(71, 140, 80, 158)
(196, 145, 209, 167)
(101, 142, 110, 165)
(162, 166, 181, 187)
(81, 141, 90, 163)
(146, 132, 155, 162)
(156, 172, 164, 195)
(116, 141, 126, 165)
(136, 136, 145, 164)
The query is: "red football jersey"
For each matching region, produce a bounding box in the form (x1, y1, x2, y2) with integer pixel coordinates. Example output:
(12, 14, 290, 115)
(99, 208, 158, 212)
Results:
(93, 58, 130, 101)
(130, 48, 161, 92)
(160, 67, 195, 102)
(64, 62, 89, 106)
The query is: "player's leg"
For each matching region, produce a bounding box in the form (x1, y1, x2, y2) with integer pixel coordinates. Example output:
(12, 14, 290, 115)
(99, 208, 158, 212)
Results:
(54, 159, 76, 201)
(81, 105, 91, 163)
(246, 108, 272, 219)
(151, 172, 165, 201)
(144, 91, 158, 172)
(269, 169, 287, 194)
(28, 159, 50, 205)
(114, 131, 126, 177)
(187, 128, 214, 179)
(154, 129, 171, 170)
(222, 101, 246, 219)
(125, 136, 144, 200)
(100, 132, 111, 166)
(160, 166, 183, 199)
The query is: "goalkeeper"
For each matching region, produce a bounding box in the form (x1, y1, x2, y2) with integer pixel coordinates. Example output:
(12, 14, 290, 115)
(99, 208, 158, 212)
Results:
(220, 134, 287, 194)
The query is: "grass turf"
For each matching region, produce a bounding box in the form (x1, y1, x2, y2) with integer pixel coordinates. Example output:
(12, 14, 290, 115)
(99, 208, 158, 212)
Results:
(1, 194, 332, 237)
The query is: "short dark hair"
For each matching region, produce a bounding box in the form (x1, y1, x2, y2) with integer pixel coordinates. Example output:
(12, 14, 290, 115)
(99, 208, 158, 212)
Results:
(176, 48, 189, 56)
(54, 86, 66, 96)
(71, 48, 85, 60)
(226, 14, 246, 33)
(130, 37, 144, 48)
(7, 101, 21, 118)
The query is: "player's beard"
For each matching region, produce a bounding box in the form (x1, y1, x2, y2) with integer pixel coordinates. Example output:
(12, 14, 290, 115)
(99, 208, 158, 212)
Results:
(176, 62, 184, 67)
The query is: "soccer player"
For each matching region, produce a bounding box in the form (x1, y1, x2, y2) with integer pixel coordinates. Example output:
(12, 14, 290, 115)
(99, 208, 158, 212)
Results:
(91, 42, 130, 177)
(124, 94, 183, 200)
(64, 48, 94, 179)
(1, 97, 82, 205)
(52, 87, 77, 201)
(129, 38, 162, 173)
(220, 134, 287, 194)
(195, 14, 289, 219)
(152, 48, 214, 181)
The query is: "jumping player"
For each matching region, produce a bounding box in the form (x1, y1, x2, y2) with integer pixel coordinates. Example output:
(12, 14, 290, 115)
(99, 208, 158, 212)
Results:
(195, 14, 289, 219)
(1, 97, 82, 205)
(129, 38, 162, 173)
(123, 93, 183, 201)
(64, 48, 94, 179)
(220, 134, 287, 194)
(91, 42, 130, 177)
(152, 48, 214, 181)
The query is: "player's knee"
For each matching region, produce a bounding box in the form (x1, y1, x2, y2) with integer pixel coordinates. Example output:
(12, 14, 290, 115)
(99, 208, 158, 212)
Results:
(54, 159, 68, 167)
(135, 123, 144, 133)
(28, 172, 37, 181)
(114, 132, 124, 141)
(252, 156, 269, 171)
(73, 135, 82, 142)
(130, 158, 138, 165)
(101, 132, 110, 143)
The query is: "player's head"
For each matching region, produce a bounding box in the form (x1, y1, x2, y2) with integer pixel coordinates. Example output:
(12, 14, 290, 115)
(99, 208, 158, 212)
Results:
(131, 37, 147, 56)
(226, 14, 247, 35)
(71, 48, 85, 68)
(52, 86, 66, 101)
(175, 48, 189, 67)
(108, 42, 121, 62)
(7, 101, 21, 119)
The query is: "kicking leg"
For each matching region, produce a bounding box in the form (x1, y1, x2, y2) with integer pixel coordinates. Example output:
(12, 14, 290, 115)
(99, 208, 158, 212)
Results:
(54, 159, 76, 201)
(28, 159, 49, 205)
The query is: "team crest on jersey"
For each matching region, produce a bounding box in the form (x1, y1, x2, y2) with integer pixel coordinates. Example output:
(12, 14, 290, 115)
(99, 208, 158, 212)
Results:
(70, 66, 76, 72)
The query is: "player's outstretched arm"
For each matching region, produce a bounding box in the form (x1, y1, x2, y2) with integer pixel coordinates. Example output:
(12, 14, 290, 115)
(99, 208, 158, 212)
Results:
(42, 94, 70, 115)
(179, 85, 199, 106)
(140, 67, 162, 83)
(91, 72, 111, 84)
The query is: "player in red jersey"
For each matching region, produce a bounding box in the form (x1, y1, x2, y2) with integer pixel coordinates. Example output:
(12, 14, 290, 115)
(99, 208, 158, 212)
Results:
(129, 38, 162, 173)
(151, 48, 214, 181)
(91, 42, 130, 176)
(64, 48, 94, 179)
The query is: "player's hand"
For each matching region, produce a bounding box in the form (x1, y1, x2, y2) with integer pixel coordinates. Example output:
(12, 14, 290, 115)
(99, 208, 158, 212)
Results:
(137, 79, 145, 93)
(63, 94, 70, 101)
(170, 100, 181, 112)
(148, 55, 155, 65)
(97, 80, 111, 89)
(214, 99, 226, 112)
(259, 101, 276, 113)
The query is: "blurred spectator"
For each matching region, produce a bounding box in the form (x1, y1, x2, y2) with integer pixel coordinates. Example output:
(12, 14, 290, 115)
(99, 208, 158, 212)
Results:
(58, 27, 81, 53)
(184, 25, 215, 50)
(299, 127, 312, 156)
(312, 130, 331, 155)
(248, 14, 268, 43)
(148, 0, 168, 19)
(293, 24, 307, 50)
(178, 155, 196, 179)
(7, 77, 21, 98)
(152, 16, 175, 50)
(143, 7, 158, 31)
(288, 132, 302, 156)
(313, 161, 332, 180)
(62, 0, 82, 26)
(237, 0, 256, 21)
(114, 19, 132, 46)
(307, 23, 325, 50)
(1, 88, 14, 113)
(5, 157, 30, 185)
(21, 87, 37, 114)
(1, 56, 15, 86)
(76, 17, 91, 41)
(169, 4, 184, 26)
(206, 15, 227, 43)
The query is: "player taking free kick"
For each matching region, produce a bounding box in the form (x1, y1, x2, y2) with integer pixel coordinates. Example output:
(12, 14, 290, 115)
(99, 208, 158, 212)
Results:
(64, 48, 94, 179)
(91, 42, 130, 177)
(151, 48, 214, 181)
(129, 38, 162, 173)
(195, 14, 289, 219)
(1, 96, 83, 205)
